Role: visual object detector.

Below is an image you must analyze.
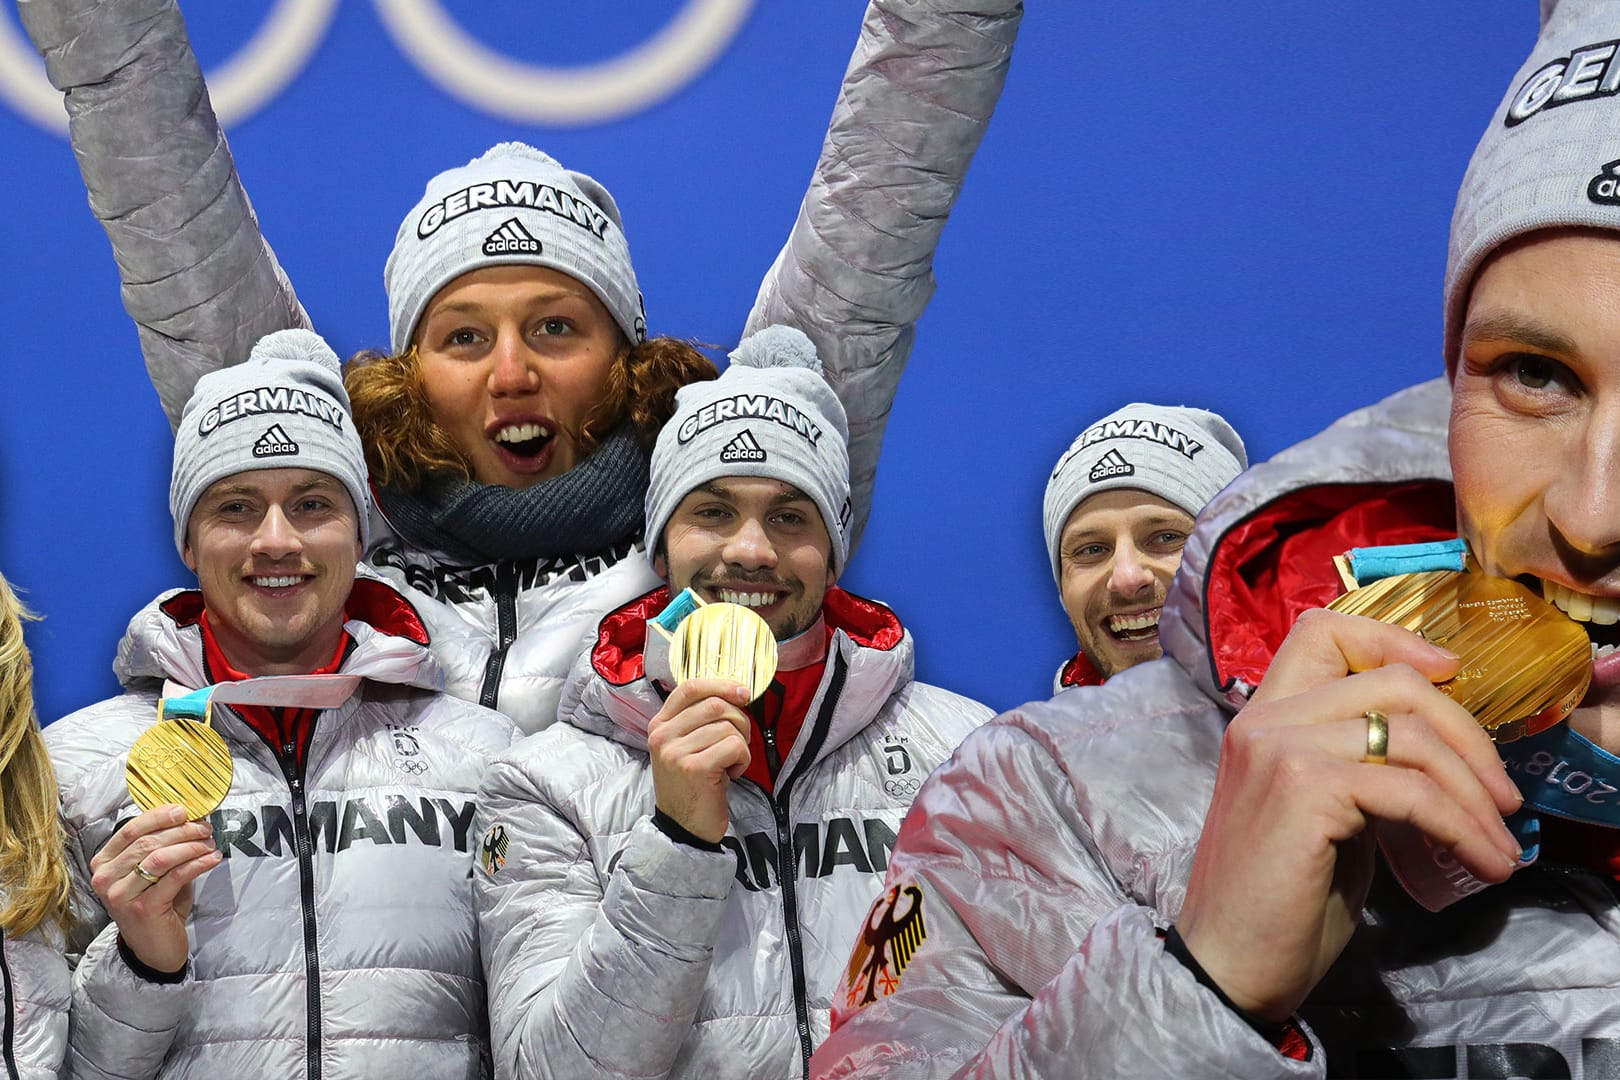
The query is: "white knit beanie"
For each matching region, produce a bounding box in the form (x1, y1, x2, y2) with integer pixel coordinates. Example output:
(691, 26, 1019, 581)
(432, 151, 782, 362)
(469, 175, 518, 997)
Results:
(645, 326, 852, 575)
(384, 142, 646, 355)
(1042, 403, 1246, 583)
(171, 329, 370, 556)
(1445, 0, 1620, 367)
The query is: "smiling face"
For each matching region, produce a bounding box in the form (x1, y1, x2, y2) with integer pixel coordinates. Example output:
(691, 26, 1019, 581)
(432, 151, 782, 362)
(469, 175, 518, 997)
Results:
(1451, 230, 1620, 733)
(183, 468, 363, 676)
(1057, 488, 1195, 677)
(654, 477, 834, 642)
(414, 264, 626, 488)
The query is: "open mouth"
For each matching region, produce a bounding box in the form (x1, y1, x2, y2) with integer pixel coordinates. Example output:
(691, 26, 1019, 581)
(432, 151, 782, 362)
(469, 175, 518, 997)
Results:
(491, 421, 555, 467)
(1540, 578, 1620, 652)
(1105, 608, 1161, 643)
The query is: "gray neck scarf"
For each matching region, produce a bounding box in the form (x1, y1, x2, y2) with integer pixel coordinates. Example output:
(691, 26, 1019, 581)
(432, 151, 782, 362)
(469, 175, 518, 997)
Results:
(374, 422, 649, 566)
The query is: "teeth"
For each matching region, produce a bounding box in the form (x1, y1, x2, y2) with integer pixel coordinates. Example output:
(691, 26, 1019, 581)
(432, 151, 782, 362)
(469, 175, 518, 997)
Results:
(1108, 610, 1161, 633)
(718, 590, 772, 609)
(494, 422, 551, 444)
(1594, 642, 1619, 659)
(253, 576, 301, 588)
(1543, 579, 1620, 625)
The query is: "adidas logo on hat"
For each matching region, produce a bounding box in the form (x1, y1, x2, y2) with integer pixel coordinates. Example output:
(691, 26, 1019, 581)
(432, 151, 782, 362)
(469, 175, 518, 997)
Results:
(483, 218, 541, 256)
(720, 429, 767, 464)
(1089, 449, 1134, 481)
(253, 424, 300, 458)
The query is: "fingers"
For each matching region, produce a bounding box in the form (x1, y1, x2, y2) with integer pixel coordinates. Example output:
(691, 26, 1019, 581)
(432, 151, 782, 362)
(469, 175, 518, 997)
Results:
(113, 846, 222, 913)
(1243, 647, 1522, 816)
(1225, 674, 1522, 876)
(1325, 754, 1519, 881)
(650, 681, 752, 749)
(655, 678, 752, 723)
(1252, 608, 1461, 705)
(90, 804, 191, 870)
(1320, 712, 1520, 871)
(92, 810, 219, 910)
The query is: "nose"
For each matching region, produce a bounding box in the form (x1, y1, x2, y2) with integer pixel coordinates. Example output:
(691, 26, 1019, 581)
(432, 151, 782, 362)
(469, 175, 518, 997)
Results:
(1546, 408, 1620, 562)
(1106, 541, 1155, 598)
(721, 516, 778, 572)
(487, 332, 540, 397)
(251, 505, 303, 561)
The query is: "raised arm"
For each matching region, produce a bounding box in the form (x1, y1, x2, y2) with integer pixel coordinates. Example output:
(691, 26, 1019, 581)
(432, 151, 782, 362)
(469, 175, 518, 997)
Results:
(746, 0, 1021, 552)
(19, 0, 309, 430)
(475, 750, 737, 1079)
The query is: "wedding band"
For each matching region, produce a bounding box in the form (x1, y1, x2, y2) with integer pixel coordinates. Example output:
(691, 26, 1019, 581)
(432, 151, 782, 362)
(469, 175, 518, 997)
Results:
(133, 864, 163, 885)
(1363, 709, 1389, 765)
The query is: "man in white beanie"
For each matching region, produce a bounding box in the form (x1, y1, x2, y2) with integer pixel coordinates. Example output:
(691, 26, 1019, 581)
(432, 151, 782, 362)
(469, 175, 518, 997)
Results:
(44, 329, 515, 1078)
(815, 3, 1620, 1075)
(474, 325, 990, 1080)
(1042, 403, 1246, 690)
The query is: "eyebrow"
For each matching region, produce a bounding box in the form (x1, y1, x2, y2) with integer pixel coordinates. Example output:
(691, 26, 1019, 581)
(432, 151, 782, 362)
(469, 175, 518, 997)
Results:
(1461, 312, 1576, 355)
(207, 476, 341, 499)
(696, 481, 813, 506)
(425, 290, 586, 316)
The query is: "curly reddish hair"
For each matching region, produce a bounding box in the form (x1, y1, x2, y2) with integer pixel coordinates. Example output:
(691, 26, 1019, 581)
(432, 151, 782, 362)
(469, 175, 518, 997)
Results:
(344, 336, 718, 492)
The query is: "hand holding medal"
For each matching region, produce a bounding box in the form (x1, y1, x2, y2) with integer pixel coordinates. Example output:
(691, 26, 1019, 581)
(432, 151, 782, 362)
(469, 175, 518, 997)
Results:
(1327, 553, 1590, 742)
(646, 592, 780, 844)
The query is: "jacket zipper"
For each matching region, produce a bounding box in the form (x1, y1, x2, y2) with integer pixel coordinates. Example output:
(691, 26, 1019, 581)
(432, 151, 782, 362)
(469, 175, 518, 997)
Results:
(478, 563, 519, 710)
(0, 928, 16, 1080)
(767, 651, 848, 1080)
(275, 734, 323, 1080)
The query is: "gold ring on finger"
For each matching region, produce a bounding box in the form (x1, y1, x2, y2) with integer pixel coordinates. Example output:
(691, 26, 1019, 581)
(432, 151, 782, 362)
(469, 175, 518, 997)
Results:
(133, 864, 163, 885)
(1363, 709, 1389, 766)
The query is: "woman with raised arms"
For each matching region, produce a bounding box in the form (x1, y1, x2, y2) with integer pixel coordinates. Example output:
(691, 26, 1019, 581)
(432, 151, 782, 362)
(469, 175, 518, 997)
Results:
(20, 0, 1022, 732)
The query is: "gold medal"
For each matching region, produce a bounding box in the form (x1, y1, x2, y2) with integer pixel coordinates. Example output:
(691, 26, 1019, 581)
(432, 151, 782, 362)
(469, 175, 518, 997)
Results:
(669, 601, 779, 703)
(126, 713, 234, 821)
(1327, 569, 1590, 742)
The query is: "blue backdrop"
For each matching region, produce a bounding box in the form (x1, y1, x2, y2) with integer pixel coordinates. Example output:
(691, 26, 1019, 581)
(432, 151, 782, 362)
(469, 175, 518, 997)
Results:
(0, 1, 1531, 725)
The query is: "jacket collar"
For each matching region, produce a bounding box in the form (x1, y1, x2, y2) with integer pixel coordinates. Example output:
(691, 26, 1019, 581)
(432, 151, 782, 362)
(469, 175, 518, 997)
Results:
(1164, 377, 1459, 709)
(114, 571, 445, 694)
(562, 585, 914, 774)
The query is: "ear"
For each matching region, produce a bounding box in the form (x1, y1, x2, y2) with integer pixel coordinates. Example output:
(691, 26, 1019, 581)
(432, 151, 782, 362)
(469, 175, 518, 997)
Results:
(652, 551, 668, 580)
(182, 535, 198, 574)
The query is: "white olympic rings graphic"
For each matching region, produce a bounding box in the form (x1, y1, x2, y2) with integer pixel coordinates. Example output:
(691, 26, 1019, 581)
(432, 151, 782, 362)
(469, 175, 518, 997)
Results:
(0, 0, 756, 134)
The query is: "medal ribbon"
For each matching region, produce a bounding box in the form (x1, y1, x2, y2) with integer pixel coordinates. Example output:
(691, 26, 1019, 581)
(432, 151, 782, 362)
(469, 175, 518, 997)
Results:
(159, 673, 363, 720)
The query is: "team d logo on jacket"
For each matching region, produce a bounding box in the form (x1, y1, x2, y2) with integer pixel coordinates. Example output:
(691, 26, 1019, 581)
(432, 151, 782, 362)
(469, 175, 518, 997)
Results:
(844, 883, 928, 1009)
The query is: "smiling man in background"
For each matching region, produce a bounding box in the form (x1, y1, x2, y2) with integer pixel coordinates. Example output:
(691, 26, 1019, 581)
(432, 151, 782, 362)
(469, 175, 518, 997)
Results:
(1042, 402, 1246, 689)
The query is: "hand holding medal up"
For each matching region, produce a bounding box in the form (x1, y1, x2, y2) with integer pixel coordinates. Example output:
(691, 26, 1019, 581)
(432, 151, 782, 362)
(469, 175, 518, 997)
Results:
(647, 595, 780, 844)
(97, 676, 358, 974)
(1177, 547, 1532, 1024)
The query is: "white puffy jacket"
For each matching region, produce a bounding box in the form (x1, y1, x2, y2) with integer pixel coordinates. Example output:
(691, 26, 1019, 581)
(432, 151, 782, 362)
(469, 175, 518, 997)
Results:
(45, 579, 518, 1079)
(475, 586, 991, 1080)
(19, 0, 1022, 735)
(0, 911, 68, 1079)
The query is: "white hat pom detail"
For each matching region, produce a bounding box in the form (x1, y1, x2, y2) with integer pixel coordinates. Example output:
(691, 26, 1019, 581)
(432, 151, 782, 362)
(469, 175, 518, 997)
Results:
(248, 328, 343, 376)
(728, 325, 822, 374)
